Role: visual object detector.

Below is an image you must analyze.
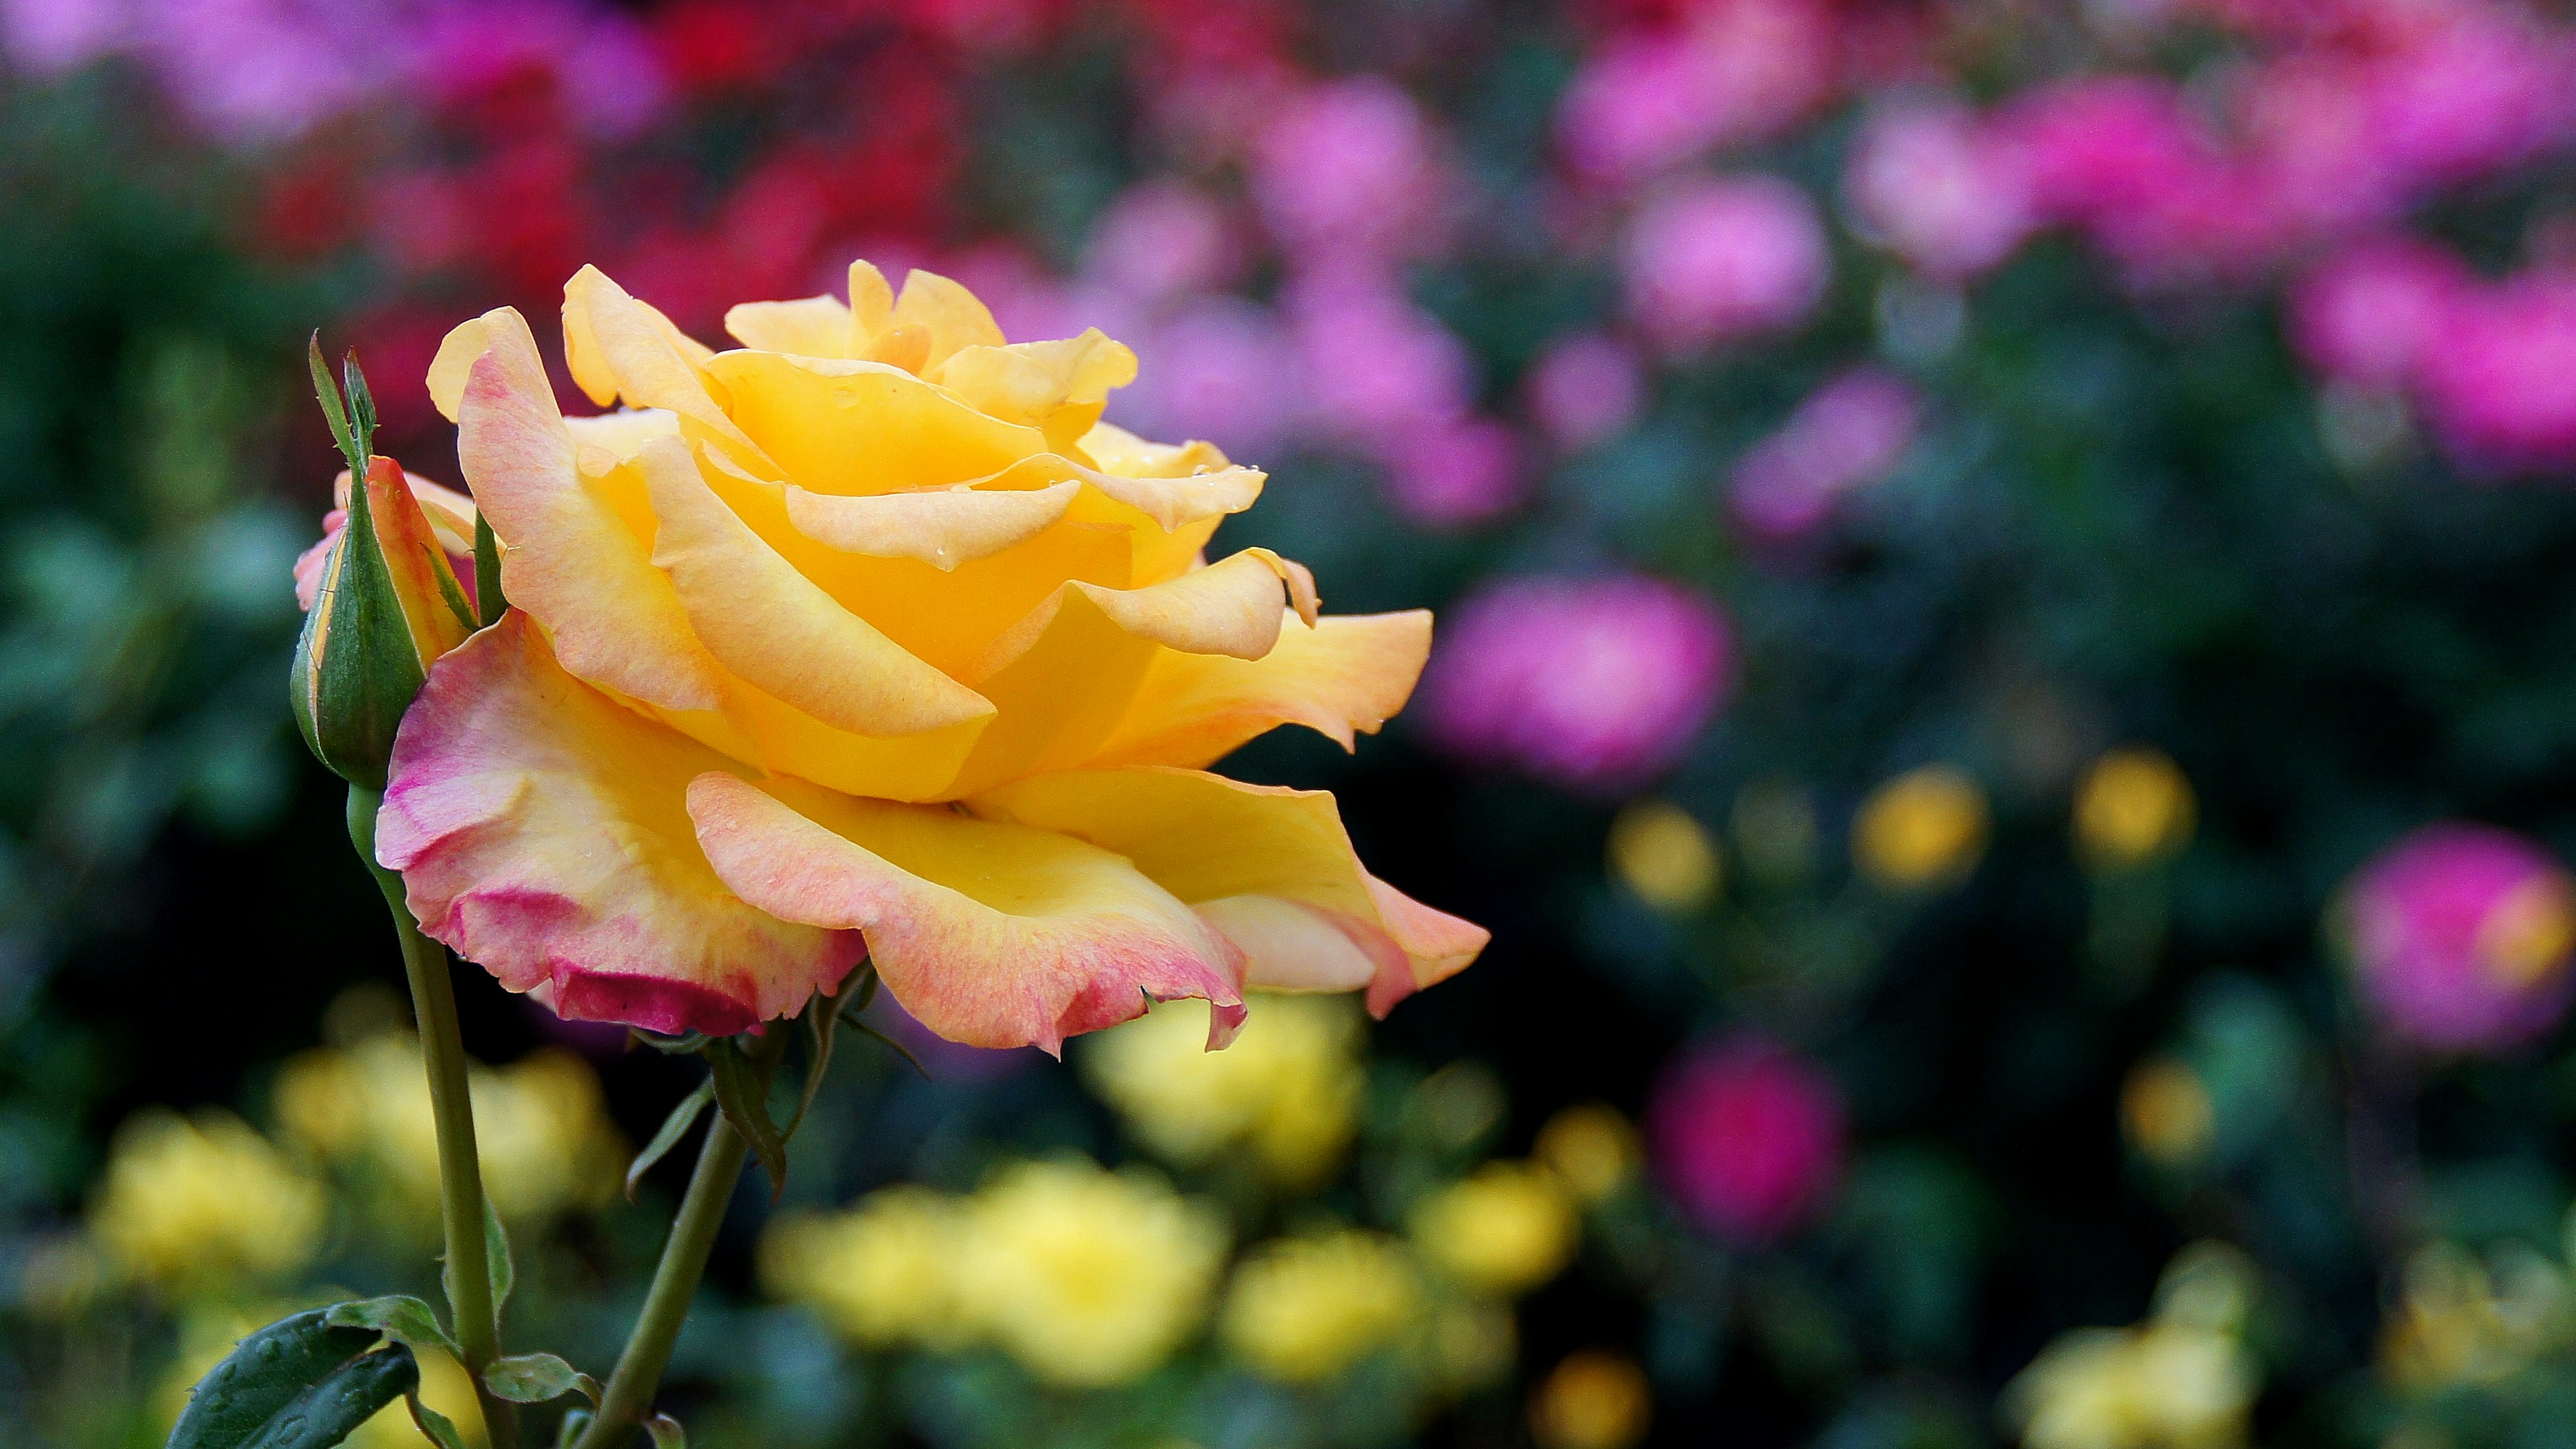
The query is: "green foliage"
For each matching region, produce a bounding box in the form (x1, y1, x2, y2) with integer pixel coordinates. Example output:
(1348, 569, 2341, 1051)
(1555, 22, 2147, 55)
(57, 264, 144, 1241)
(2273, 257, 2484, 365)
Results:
(170, 1309, 417, 1449)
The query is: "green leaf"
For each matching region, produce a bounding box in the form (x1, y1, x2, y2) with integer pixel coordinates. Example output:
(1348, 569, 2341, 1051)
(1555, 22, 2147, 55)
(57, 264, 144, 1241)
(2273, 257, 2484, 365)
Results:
(484, 1195, 516, 1313)
(839, 1008, 930, 1081)
(645, 1413, 686, 1449)
(627, 1078, 715, 1203)
(406, 1396, 469, 1449)
(630, 1029, 711, 1056)
(474, 511, 507, 628)
(323, 1296, 458, 1359)
(288, 423, 425, 793)
(168, 1307, 386, 1449)
(308, 333, 360, 478)
(341, 352, 377, 463)
(551, 1409, 592, 1449)
(707, 1036, 789, 1199)
(235, 1346, 418, 1449)
(783, 992, 841, 1142)
(480, 1353, 593, 1404)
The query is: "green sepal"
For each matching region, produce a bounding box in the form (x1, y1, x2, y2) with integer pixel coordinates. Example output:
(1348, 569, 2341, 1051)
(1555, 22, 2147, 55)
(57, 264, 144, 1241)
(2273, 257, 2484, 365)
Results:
(167, 1307, 386, 1449)
(627, 1078, 716, 1203)
(645, 1413, 687, 1449)
(430, 547, 478, 635)
(290, 347, 423, 794)
(323, 1295, 458, 1359)
(235, 1346, 417, 1449)
(308, 335, 362, 479)
(783, 989, 841, 1141)
(706, 1035, 789, 1200)
(407, 1396, 469, 1449)
(474, 511, 508, 628)
(481, 1353, 596, 1405)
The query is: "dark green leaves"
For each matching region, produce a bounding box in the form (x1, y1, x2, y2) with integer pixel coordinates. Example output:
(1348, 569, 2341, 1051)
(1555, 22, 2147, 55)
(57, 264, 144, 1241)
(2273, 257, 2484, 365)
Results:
(707, 1034, 789, 1199)
(627, 1079, 715, 1203)
(484, 1196, 517, 1313)
(645, 1412, 687, 1449)
(306, 334, 370, 480)
(168, 1309, 417, 1449)
(474, 511, 508, 627)
(322, 1296, 457, 1359)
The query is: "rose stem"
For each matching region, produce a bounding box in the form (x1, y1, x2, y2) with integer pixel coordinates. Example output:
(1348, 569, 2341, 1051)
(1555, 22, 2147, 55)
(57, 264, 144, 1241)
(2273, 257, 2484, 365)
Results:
(578, 1024, 794, 1448)
(348, 785, 521, 1449)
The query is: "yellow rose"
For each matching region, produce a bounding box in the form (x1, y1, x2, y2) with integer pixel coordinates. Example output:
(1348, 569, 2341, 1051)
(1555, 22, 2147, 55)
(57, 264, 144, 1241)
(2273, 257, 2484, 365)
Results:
(354, 262, 1485, 1051)
(1221, 1230, 1422, 1381)
(759, 1187, 970, 1350)
(1853, 765, 1988, 890)
(1082, 994, 1364, 1186)
(1411, 1161, 1578, 1297)
(89, 1110, 325, 1298)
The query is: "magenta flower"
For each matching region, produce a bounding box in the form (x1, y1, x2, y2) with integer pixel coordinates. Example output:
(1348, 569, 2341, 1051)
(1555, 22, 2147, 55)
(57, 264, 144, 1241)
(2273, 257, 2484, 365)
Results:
(1555, 0, 1833, 182)
(1729, 366, 1920, 542)
(1252, 76, 1445, 266)
(1623, 175, 1829, 354)
(1287, 272, 1477, 448)
(1843, 98, 2033, 280)
(1524, 332, 1646, 453)
(2288, 237, 2471, 392)
(1383, 415, 1523, 529)
(1650, 1036, 1845, 1242)
(1081, 181, 1242, 305)
(2339, 823, 2576, 1055)
(1415, 574, 1731, 793)
(2416, 272, 2576, 474)
(1110, 295, 1301, 462)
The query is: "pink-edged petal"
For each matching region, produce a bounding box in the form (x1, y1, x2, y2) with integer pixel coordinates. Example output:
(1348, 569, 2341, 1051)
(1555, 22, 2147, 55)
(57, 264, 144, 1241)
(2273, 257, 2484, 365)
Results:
(375, 614, 862, 1036)
(560, 266, 765, 463)
(686, 771, 1244, 1054)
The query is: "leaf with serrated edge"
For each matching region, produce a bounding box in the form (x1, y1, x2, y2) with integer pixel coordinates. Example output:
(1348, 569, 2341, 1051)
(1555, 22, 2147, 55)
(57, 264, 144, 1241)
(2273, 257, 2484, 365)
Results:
(236, 1345, 417, 1449)
(627, 1078, 715, 1203)
(324, 1296, 458, 1358)
(707, 1037, 788, 1199)
(482, 1352, 586, 1403)
(168, 1307, 382, 1449)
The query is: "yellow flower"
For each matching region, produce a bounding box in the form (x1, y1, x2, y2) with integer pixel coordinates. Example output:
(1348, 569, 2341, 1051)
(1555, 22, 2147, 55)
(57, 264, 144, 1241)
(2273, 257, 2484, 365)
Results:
(1222, 1230, 1422, 1382)
(1529, 1350, 1652, 1449)
(2380, 1241, 2570, 1391)
(362, 262, 1485, 1050)
(955, 1158, 1228, 1386)
(89, 1110, 323, 1298)
(1606, 800, 1720, 912)
(1411, 1162, 1578, 1297)
(2121, 1058, 2215, 1168)
(275, 1033, 621, 1224)
(760, 1187, 969, 1350)
(1854, 765, 1988, 890)
(2074, 748, 2196, 871)
(2006, 1242, 2258, 1449)
(1533, 1105, 1640, 1206)
(1083, 995, 1364, 1186)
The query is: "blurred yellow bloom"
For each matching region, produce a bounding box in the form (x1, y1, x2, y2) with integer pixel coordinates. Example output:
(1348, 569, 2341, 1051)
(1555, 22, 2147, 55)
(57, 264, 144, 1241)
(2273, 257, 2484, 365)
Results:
(761, 1187, 969, 1350)
(2381, 1240, 2570, 1391)
(1222, 1230, 1421, 1381)
(1530, 1350, 1652, 1449)
(956, 1158, 1228, 1386)
(90, 1110, 323, 1298)
(1411, 1162, 1578, 1297)
(1607, 800, 1720, 912)
(1423, 1297, 1519, 1395)
(1083, 995, 1364, 1187)
(2475, 873, 2576, 989)
(1854, 765, 1988, 890)
(2074, 748, 2196, 871)
(276, 1033, 621, 1223)
(2007, 1242, 2258, 1449)
(2121, 1058, 2215, 1168)
(1534, 1105, 1640, 1205)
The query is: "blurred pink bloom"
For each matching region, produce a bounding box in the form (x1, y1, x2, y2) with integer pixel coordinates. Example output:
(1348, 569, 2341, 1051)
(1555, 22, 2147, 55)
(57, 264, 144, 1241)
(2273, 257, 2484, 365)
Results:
(1525, 331, 1647, 451)
(1110, 295, 1301, 461)
(1083, 180, 1242, 305)
(1843, 99, 2033, 280)
(1623, 174, 1829, 353)
(1556, 0, 1833, 182)
(1287, 272, 1477, 445)
(1650, 1036, 1845, 1242)
(2008, 76, 2284, 284)
(1, 0, 123, 70)
(1416, 574, 1731, 792)
(1252, 76, 1445, 264)
(2417, 272, 2576, 474)
(2286, 236, 2470, 391)
(1730, 366, 1920, 541)
(1384, 415, 1523, 529)
(2341, 823, 2576, 1054)
(2364, 15, 2576, 193)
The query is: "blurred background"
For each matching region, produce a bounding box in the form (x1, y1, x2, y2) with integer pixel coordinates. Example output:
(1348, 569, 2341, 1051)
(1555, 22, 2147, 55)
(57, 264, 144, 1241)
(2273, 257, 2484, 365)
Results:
(8, 0, 2576, 1445)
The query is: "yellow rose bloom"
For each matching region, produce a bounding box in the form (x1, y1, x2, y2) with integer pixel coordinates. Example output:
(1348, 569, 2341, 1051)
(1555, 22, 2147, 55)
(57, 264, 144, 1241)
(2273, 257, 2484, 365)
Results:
(1854, 765, 1988, 890)
(760, 1186, 969, 1350)
(1083, 995, 1364, 1185)
(1411, 1162, 1578, 1297)
(1221, 1230, 1422, 1381)
(344, 262, 1485, 1052)
(89, 1110, 324, 1298)
(954, 1158, 1228, 1386)
(1532, 1104, 1641, 1205)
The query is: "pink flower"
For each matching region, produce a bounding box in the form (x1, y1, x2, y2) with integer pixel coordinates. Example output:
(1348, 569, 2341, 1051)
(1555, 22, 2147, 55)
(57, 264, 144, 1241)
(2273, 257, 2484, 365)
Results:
(2339, 823, 2576, 1054)
(1623, 174, 1829, 353)
(1525, 332, 1647, 452)
(2286, 236, 2470, 391)
(2363, 15, 2576, 195)
(2416, 272, 2576, 474)
(1251, 76, 1445, 265)
(1415, 574, 1731, 792)
(1083, 180, 1243, 305)
(1730, 366, 1920, 541)
(1383, 415, 1523, 529)
(1110, 295, 1301, 461)
(1556, 0, 1834, 182)
(1287, 272, 1477, 446)
(1843, 98, 2033, 280)
(1650, 1036, 1845, 1242)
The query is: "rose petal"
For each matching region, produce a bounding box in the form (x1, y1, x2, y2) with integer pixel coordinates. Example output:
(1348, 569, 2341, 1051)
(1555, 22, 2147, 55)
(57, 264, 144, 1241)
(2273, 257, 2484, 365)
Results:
(1089, 610, 1432, 768)
(561, 266, 763, 462)
(784, 479, 1083, 570)
(686, 771, 1244, 1054)
(376, 614, 862, 1036)
(725, 294, 857, 357)
(886, 267, 1008, 371)
(700, 351, 1049, 497)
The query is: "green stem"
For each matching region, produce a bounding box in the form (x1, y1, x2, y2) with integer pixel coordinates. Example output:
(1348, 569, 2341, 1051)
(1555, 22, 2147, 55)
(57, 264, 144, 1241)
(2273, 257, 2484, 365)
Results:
(347, 786, 521, 1449)
(577, 1029, 793, 1449)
